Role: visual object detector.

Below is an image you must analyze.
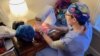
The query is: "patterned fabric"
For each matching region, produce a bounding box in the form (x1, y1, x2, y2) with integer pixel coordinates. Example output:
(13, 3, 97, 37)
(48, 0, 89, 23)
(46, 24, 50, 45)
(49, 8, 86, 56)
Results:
(55, 8, 67, 26)
(55, 0, 71, 26)
(16, 25, 35, 42)
(67, 2, 90, 25)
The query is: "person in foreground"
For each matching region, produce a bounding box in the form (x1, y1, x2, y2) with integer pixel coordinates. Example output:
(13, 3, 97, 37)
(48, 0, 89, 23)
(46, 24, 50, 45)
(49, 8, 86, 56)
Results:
(36, 2, 93, 56)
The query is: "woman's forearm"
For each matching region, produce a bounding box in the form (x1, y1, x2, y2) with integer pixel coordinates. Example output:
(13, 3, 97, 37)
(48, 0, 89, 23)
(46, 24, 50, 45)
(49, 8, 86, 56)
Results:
(55, 26, 68, 32)
(42, 33, 53, 45)
(42, 33, 64, 49)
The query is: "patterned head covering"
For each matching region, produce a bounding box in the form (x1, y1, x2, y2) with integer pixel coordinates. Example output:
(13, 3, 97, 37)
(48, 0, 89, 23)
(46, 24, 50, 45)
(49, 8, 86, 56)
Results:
(67, 2, 90, 25)
(16, 25, 35, 42)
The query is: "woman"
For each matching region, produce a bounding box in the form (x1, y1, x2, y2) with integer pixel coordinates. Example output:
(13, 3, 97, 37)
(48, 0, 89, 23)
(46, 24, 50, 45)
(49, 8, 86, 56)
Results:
(36, 2, 93, 56)
(35, 0, 71, 33)
(35, 0, 71, 26)
(54, 0, 71, 26)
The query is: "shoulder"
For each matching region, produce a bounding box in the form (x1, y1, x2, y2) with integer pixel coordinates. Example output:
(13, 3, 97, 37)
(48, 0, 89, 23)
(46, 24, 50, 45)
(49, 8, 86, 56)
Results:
(61, 31, 79, 45)
(85, 22, 93, 38)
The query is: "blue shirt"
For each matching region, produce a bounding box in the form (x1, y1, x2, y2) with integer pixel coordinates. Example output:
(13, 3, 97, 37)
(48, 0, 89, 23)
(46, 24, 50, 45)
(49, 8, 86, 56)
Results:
(36, 23, 93, 56)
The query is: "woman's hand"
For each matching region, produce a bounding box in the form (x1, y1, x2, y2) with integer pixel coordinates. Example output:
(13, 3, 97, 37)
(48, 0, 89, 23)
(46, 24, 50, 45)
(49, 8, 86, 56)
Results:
(42, 23, 56, 30)
(34, 21, 42, 31)
(38, 29, 53, 45)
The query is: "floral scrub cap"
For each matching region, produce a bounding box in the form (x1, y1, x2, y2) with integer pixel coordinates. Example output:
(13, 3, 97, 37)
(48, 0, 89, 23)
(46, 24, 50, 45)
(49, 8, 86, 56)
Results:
(67, 2, 90, 25)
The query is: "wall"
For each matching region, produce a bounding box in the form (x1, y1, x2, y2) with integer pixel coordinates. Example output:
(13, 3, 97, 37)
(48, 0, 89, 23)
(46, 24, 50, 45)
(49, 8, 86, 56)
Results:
(0, 0, 100, 27)
(0, 5, 9, 26)
(0, 0, 57, 27)
(79, 0, 100, 24)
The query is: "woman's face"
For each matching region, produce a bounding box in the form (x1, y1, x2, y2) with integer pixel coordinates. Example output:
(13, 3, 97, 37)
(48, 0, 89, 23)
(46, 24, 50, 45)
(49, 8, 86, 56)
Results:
(65, 11, 77, 26)
(65, 11, 73, 25)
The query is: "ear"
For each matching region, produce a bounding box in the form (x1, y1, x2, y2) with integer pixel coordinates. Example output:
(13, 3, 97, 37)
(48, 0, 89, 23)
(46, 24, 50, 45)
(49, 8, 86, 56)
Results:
(72, 17, 77, 23)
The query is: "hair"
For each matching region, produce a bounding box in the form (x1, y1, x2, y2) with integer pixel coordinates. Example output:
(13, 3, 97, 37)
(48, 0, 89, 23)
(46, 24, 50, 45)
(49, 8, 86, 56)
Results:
(0, 22, 6, 26)
(12, 21, 24, 30)
(54, 0, 71, 16)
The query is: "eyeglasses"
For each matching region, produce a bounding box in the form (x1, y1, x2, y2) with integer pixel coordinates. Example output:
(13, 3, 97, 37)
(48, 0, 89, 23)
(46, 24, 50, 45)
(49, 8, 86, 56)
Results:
(65, 13, 71, 16)
(65, 13, 74, 18)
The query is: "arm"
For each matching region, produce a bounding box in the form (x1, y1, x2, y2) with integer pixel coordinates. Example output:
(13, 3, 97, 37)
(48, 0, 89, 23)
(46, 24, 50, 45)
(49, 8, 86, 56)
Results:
(41, 21, 69, 32)
(41, 32, 64, 49)
(36, 5, 56, 24)
(54, 26, 69, 32)
(0, 26, 15, 39)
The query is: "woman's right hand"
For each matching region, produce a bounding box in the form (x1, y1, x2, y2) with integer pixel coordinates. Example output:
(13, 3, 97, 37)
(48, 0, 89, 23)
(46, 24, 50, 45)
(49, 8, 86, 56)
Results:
(34, 21, 42, 31)
(42, 23, 56, 30)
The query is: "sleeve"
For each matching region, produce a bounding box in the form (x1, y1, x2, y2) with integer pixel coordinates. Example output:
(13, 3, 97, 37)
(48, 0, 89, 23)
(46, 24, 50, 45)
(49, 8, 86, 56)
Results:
(49, 39, 64, 49)
(49, 36, 74, 49)
(36, 5, 57, 26)
(0, 26, 15, 38)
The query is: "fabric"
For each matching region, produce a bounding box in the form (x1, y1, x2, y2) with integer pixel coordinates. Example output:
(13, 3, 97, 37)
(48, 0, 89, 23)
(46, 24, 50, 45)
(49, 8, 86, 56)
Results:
(36, 5, 57, 26)
(67, 2, 90, 25)
(16, 25, 35, 42)
(55, 8, 67, 26)
(36, 47, 58, 56)
(36, 5, 67, 26)
(36, 22, 93, 56)
(54, 0, 71, 26)
(50, 40, 64, 49)
(0, 26, 15, 39)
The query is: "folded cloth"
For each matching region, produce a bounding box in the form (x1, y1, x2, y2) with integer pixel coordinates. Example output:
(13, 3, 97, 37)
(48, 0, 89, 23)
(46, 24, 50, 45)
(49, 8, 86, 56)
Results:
(0, 26, 15, 39)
